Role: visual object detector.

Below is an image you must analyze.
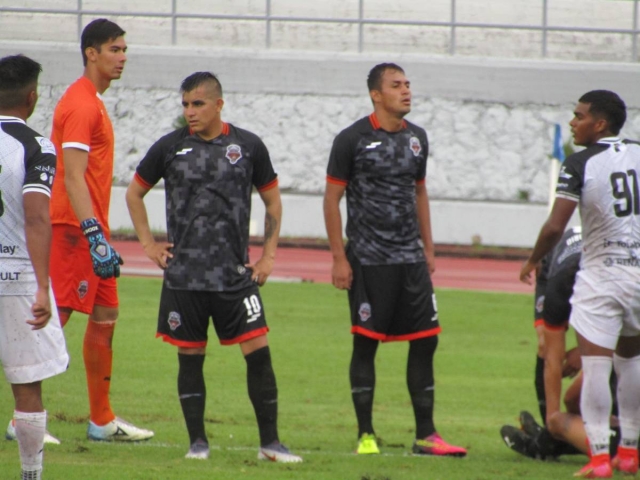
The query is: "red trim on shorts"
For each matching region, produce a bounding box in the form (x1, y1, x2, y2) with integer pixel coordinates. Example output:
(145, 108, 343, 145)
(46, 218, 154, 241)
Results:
(543, 321, 568, 332)
(383, 327, 442, 343)
(351, 326, 387, 341)
(219, 327, 269, 346)
(534, 318, 545, 328)
(156, 333, 207, 349)
(257, 178, 278, 192)
(133, 172, 153, 190)
(327, 175, 348, 186)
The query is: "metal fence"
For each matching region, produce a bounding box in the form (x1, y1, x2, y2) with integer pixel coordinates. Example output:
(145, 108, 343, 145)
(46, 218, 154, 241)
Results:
(1, 0, 638, 61)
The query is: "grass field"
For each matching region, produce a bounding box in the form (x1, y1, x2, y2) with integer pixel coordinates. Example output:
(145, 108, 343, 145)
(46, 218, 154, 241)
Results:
(0, 277, 585, 479)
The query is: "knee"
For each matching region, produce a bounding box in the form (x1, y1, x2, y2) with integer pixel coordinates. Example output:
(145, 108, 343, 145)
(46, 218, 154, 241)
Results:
(546, 412, 563, 439)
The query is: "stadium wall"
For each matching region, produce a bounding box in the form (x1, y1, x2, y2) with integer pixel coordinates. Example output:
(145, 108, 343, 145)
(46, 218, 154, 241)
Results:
(1, 42, 638, 247)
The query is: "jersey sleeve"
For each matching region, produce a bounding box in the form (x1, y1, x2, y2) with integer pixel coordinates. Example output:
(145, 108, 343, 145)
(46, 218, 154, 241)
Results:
(555, 156, 584, 202)
(24, 136, 56, 197)
(59, 104, 101, 152)
(250, 136, 278, 191)
(416, 128, 429, 183)
(135, 135, 173, 188)
(326, 128, 356, 186)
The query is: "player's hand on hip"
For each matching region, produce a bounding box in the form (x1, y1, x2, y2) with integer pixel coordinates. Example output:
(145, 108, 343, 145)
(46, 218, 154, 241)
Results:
(519, 259, 537, 285)
(144, 241, 174, 269)
(27, 287, 52, 330)
(246, 256, 274, 286)
(332, 256, 352, 290)
(81, 217, 125, 279)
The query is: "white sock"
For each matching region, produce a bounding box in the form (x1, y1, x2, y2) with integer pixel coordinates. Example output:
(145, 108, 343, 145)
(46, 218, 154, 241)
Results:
(14, 410, 46, 480)
(581, 356, 613, 456)
(614, 354, 640, 449)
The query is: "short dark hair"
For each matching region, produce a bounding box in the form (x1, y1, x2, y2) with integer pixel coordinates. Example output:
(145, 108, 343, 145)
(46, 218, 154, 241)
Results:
(579, 90, 627, 135)
(367, 63, 404, 92)
(0, 54, 42, 109)
(81, 18, 126, 66)
(180, 72, 223, 98)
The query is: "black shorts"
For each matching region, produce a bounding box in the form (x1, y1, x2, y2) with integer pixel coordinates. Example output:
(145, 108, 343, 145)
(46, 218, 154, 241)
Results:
(347, 248, 441, 342)
(542, 268, 576, 330)
(157, 283, 268, 348)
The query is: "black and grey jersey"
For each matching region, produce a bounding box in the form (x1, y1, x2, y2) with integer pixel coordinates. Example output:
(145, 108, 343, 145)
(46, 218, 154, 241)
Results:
(134, 122, 278, 292)
(0, 115, 56, 296)
(536, 226, 582, 286)
(556, 137, 640, 281)
(327, 114, 429, 265)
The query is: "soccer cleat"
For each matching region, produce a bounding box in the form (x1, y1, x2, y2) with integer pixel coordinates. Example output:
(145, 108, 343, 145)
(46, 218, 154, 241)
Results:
(519, 410, 543, 437)
(412, 432, 467, 457)
(612, 447, 639, 475)
(574, 455, 613, 478)
(87, 417, 154, 442)
(500, 425, 538, 459)
(356, 433, 380, 454)
(5, 419, 61, 445)
(258, 441, 303, 463)
(185, 438, 210, 460)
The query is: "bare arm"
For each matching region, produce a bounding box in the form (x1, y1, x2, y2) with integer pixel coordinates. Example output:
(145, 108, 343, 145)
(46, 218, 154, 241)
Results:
(323, 181, 352, 290)
(125, 179, 173, 269)
(63, 148, 95, 222)
(23, 192, 52, 330)
(520, 198, 577, 284)
(416, 182, 436, 274)
(246, 186, 282, 286)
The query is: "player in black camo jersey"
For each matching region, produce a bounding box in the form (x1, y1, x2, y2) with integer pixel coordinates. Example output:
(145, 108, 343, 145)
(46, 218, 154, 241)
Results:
(126, 72, 301, 463)
(323, 62, 466, 457)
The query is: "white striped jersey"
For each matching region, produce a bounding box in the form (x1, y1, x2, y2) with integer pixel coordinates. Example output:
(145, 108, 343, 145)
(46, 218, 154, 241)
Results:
(556, 137, 640, 281)
(0, 115, 56, 295)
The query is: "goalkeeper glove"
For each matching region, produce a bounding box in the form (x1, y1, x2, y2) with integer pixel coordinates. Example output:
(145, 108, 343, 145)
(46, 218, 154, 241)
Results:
(80, 217, 124, 279)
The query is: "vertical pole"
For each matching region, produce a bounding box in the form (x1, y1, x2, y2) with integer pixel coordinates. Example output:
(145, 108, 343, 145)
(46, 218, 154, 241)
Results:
(77, 0, 82, 41)
(633, 0, 638, 61)
(171, 0, 177, 46)
(449, 0, 456, 55)
(358, 0, 364, 53)
(542, 0, 548, 58)
(266, 0, 272, 49)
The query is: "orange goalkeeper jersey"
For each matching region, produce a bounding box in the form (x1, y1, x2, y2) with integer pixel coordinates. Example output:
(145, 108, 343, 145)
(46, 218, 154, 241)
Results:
(50, 76, 115, 233)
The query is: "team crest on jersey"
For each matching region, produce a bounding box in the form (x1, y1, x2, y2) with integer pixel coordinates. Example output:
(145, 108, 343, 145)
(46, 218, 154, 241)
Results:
(35, 136, 56, 155)
(225, 144, 243, 164)
(168, 311, 182, 331)
(535, 295, 545, 314)
(358, 303, 372, 322)
(77, 280, 89, 299)
(409, 137, 421, 157)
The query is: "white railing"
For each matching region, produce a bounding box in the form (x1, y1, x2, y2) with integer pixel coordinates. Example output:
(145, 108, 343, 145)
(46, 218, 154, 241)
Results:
(0, 0, 638, 61)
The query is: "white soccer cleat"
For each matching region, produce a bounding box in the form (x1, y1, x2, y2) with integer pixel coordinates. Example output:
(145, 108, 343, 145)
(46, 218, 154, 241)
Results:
(5, 419, 61, 445)
(87, 417, 154, 442)
(185, 439, 210, 460)
(258, 441, 303, 463)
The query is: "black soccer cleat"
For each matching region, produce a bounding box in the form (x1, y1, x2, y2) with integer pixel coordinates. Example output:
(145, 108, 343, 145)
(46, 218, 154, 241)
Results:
(519, 410, 543, 437)
(500, 425, 538, 459)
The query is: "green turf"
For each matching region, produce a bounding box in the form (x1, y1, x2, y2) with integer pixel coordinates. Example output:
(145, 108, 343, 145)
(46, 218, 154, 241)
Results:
(0, 278, 586, 479)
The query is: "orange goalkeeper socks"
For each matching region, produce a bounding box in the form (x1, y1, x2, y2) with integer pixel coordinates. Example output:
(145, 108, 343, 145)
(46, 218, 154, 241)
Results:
(83, 320, 116, 426)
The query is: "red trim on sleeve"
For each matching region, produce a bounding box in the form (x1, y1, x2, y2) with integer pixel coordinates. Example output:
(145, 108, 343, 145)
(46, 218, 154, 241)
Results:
(221, 122, 229, 135)
(543, 321, 569, 332)
(327, 175, 348, 186)
(156, 333, 207, 349)
(133, 172, 153, 190)
(351, 326, 387, 341)
(383, 327, 441, 343)
(415, 178, 425, 186)
(219, 327, 269, 345)
(257, 178, 278, 192)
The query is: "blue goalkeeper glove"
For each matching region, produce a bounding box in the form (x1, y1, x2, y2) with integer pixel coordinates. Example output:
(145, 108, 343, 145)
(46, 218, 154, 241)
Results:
(80, 217, 124, 279)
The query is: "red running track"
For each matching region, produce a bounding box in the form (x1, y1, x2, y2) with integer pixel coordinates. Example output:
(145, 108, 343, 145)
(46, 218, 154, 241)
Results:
(114, 241, 533, 295)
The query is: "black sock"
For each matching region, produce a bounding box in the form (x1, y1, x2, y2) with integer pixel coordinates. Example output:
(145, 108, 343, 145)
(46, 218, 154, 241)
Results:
(178, 353, 207, 445)
(245, 346, 279, 446)
(407, 336, 438, 439)
(350, 335, 379, 438)
(534, 355, 546, 423)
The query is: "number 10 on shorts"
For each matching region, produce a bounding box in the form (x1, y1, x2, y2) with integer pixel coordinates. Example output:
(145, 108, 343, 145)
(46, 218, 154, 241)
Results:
(243, 294, 262, 323)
